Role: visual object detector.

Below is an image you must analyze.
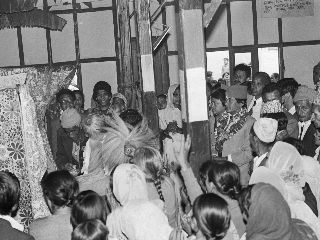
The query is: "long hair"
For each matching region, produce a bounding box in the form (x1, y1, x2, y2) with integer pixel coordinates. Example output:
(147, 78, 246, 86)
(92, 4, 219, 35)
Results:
(132, 146, 165, 201)
(193, 193, 231, 240)
(71, 190, 108, 229)
(238, 185, 254, 224)
(202, 160, 241, 200)
(41, 170, 79, 211)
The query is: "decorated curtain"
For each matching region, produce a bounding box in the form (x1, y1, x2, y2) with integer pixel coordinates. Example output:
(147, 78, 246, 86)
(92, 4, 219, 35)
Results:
(0, 65, 75, 229)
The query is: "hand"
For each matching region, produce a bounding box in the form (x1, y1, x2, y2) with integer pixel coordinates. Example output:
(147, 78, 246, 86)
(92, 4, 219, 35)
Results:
(169, 229, 187, 240)
(174, 134, 191, 170)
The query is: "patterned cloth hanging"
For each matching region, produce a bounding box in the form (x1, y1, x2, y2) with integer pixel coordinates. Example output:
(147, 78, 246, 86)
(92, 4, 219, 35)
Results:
(0, 0, 37, 14)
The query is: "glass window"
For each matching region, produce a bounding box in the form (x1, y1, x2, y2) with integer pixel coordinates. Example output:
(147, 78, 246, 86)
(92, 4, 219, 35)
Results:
(258, 47, 279, 78)
(206, 51, 230, 85)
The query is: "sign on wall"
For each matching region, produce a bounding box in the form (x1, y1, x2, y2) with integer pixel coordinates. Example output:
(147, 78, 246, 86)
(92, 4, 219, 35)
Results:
(261, 0, 314, 18)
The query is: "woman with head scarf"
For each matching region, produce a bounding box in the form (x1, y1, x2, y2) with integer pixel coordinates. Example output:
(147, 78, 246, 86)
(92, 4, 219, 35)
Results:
(238, 183, 317, 240)
(106, 164, 175, 240)
(250, 141, 320, 239)
(111, 93, 128, 116)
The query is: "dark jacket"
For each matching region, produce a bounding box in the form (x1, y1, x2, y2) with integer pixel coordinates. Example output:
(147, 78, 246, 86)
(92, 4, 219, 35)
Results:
(0, 219, 34, 240)
(55, 127, 87, 173)
(302, 123, 317, 157)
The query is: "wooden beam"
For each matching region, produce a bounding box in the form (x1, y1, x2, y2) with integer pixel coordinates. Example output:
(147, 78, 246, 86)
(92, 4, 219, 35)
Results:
(203, 0, 222, 28)
(134, 0, 159, 132)
(177, 0, 210, 177)
(116, 0, 135, 108)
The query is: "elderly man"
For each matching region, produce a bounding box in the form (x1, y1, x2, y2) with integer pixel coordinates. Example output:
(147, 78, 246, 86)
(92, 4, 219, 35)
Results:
(56, 108, 87, 175)
(293, 86, 317, 157)
(249, 118, 278, 172)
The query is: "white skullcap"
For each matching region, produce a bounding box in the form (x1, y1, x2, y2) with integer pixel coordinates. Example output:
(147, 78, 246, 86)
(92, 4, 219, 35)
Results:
(60, 108, 81, 128)
(253, 118, 278, 143)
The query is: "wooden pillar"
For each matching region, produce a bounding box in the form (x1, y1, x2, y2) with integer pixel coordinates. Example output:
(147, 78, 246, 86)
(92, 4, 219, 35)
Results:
(177, 0, 211, 177)
(116, 0, 135, 108)
(134, 0, 159, 132)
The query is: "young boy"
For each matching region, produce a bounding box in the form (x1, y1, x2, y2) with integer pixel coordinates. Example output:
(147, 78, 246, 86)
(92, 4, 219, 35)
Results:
(157, 94, 167, 110)
(0, 171, 34, 240)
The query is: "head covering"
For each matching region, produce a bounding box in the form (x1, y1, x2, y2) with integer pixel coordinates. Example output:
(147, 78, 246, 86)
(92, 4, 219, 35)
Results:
(253, 118, 278, 143)
(92, 81, 112, 100)
(112, 164, 148, 205)
(293, 85, 317, 103)
(60, 108, 81, 128)
(261, 99, 283, 114)
(121, 201, 173, 240)
(112, 93, 128, 109)
(226, 85, 247, 99)
(166, 84, 179, 109)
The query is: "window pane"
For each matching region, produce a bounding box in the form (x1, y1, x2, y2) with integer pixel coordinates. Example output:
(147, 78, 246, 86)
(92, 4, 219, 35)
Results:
(258, 47, 279, 79)
(235, 52, 251, 66)
(206, 51, 230, 85)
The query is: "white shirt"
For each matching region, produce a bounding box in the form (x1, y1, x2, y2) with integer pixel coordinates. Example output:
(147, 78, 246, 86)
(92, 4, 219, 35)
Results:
(0, 215, 24, 231)
(253, 152, 268, 171)
(248, 97, 263, 120)
(288, 106, 296, 115)
(298, 120, 311, 140)
(314, 146, 320, 161)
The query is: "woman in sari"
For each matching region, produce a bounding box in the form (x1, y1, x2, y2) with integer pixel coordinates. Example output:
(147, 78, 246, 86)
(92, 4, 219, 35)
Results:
(249, 141, 320, 239)
(238, 183, 317, 240)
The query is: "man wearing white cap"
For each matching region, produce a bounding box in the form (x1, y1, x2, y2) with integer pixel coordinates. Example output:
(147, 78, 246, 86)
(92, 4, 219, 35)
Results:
(56, 108, 87, 175)
(249, 118, 278, 172)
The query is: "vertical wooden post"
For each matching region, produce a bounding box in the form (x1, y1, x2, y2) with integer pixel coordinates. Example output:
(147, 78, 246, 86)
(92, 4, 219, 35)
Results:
(134, 0, 159, 132)
(177, 0, 211, 177)
(116, 0, 134, 107)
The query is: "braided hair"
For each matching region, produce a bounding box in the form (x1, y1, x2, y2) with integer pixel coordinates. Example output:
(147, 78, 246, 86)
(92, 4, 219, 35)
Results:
(132, 146, 165, 201)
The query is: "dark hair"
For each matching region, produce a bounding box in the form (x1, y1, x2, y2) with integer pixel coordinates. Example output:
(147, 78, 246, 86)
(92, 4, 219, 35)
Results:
(282, 137, 307, 155)
(0, 171, 20, 215)
(73, 90, 85, 107)
(71, 220, 108, 240)
(56, 89, 76, 102)
(92, 81, 112, 101)
(202, 160, 241, 199)
(211, 89, 226, 107)
(235, 99, 247, 108)
(157, 94, 167, 100)
(253, 72, 271, 86)
(71, 190, 108, 229)
(41, 170, 79, 209)
(234, 64, 251, 79)
(261, 82, 280, 101)
(119, 109, 143, 127)
(193, 193, 231, 240)
(238, 185, 254, 224)
(261, 112, 288, 131)
(277, 78, 299, 98)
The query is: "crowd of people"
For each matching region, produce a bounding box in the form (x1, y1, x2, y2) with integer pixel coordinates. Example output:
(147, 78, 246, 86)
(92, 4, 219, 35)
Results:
(2, 63, 320, 240)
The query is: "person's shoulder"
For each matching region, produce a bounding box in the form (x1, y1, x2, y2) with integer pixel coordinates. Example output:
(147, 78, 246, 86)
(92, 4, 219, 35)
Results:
(29, 215, 51, 230)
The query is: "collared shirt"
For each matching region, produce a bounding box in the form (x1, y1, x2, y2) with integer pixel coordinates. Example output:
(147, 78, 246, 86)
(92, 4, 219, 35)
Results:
(248, 97, 263, 120)
(253, 152, 268, 171)
(288, 106, 296, 115)
(298, 120, 311, 140)
(0, 215, 24, 232)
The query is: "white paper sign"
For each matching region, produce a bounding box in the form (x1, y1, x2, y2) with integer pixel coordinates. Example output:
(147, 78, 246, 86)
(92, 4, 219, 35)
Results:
(261, 0, 314, 18)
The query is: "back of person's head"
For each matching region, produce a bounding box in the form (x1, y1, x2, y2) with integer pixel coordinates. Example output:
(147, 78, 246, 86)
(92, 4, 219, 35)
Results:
(210, 89, 226, 107)
(119, 109, 143, 127)
(193, 193, 231, 240)
(71, 220, 108, 240)
(253, 72, 271, 86)
(132, 146, 165, 201)
(56, 88, 76, 102)
(234, 64, 251, 79)
(262, 82, 280, 100)
(0, 171, 20, 216)
(237, 185, 253, 224)
(205, 160, 241, 200)
(71, 190, 107, 229)
(261, 112, 288, 132)
(92, 81, 112, 101)
(277, 78, 299, 97)
(41, 170, 79, 211)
